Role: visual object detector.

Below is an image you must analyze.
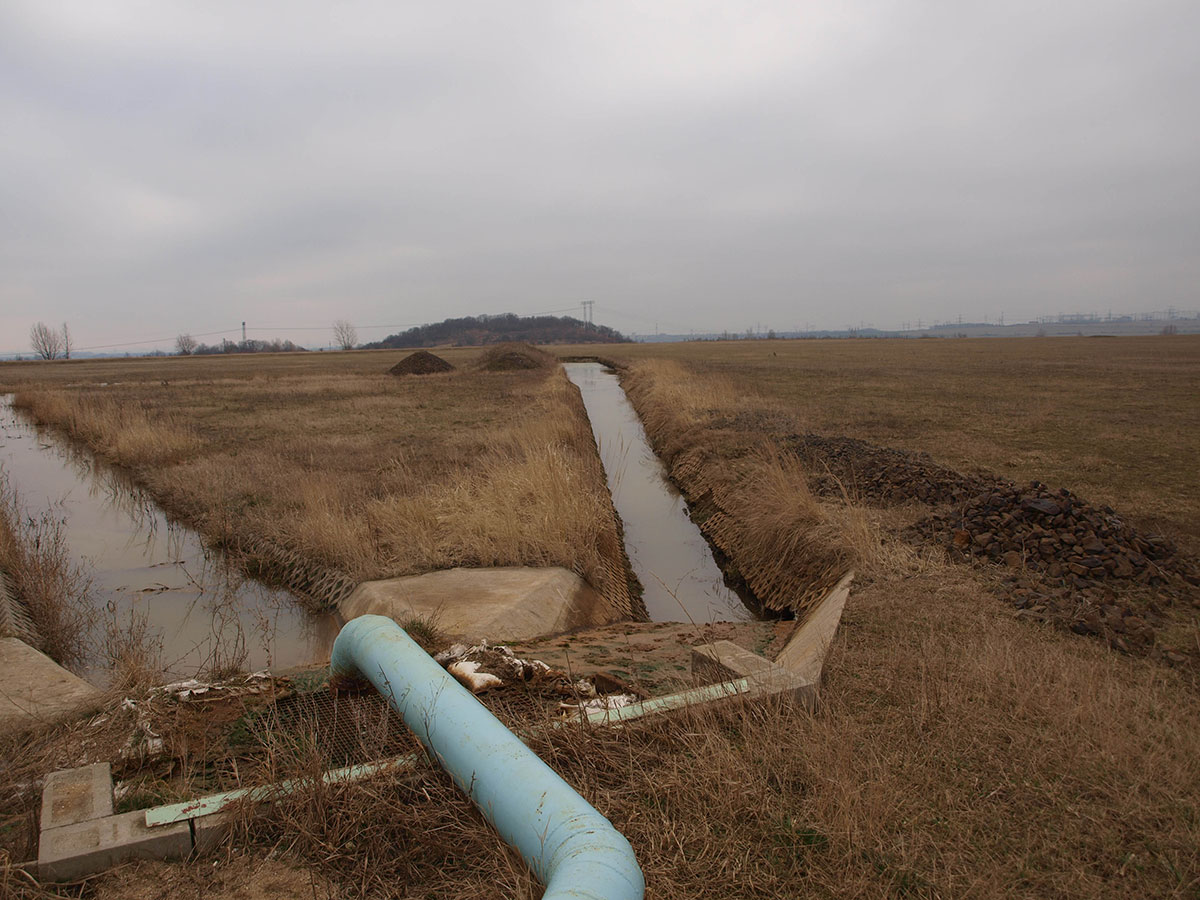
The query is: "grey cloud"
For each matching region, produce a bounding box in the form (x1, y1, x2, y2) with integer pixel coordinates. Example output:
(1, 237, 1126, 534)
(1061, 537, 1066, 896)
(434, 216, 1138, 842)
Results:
(2, 1, 1199, 351)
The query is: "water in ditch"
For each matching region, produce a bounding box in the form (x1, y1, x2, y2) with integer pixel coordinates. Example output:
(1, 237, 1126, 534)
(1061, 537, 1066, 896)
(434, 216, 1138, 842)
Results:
(0, 397, 338, 682)
(563, 362, 751, 623)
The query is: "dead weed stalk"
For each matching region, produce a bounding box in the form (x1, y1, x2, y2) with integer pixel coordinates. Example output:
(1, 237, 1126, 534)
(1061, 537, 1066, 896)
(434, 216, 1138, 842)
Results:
(0, 475, 94, 670)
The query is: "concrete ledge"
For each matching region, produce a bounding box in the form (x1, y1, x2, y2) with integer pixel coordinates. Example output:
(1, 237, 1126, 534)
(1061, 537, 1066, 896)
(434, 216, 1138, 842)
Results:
(691, 640, 815, 708)
(40, 764, 113, 831)
(38, 809, 192, 882)
(692, 640, 778, 683)
(775, 571, 853, 683)
(192, 810, 236, 856)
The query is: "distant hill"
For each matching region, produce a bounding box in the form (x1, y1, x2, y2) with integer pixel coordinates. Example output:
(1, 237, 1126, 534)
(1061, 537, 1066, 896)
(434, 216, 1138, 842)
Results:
(363, 314, 627, 349)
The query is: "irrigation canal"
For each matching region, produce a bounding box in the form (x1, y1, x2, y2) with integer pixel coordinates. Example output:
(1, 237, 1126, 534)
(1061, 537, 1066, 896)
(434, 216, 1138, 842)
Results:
(563, 363, 751, 623)
(0, 396, 336, 681)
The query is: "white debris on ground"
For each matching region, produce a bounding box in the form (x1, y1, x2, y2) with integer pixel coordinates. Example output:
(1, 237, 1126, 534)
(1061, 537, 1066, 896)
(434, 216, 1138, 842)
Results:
(435, 639, 561, 694)
(432, 638, 638, 704)
(447, 660, 504, 693)
(113, 672, 287, 764)
(155, 671, 277, 702)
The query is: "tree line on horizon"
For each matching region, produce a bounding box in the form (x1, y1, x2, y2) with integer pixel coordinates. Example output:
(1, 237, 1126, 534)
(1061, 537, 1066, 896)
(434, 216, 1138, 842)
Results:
(362, 313, 627, 349)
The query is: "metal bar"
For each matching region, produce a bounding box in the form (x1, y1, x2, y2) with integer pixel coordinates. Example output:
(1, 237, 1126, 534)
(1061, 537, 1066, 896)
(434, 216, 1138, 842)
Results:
(145, 752, 421, 828)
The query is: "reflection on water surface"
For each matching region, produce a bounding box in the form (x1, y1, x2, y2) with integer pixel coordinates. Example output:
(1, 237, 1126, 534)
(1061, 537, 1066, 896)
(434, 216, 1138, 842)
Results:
(0, 396, 336, 681)
(563, 363, 752, 623)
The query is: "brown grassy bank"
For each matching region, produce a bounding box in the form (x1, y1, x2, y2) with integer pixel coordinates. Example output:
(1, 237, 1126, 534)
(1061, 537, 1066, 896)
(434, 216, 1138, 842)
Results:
(2, 351, 634, 616)
(572, 334, 1200, 551)
(596, 338, 1200, 658)
(621, 359, 857, 617)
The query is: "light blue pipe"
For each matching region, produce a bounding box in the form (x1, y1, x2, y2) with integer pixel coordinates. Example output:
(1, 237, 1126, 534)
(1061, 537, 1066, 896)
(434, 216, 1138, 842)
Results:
(330, 615, 644, 900)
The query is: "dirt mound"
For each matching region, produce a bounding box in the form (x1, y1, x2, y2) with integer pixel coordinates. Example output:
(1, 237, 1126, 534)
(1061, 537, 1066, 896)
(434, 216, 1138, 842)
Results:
(388, 351, 455, 376)
(475, 342, 556, 372)
(788, 433, 1000, 505)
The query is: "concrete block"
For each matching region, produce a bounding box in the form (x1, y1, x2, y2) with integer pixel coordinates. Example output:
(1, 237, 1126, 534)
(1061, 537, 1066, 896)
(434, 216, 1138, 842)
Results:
(341, 567, 617, 641)
(38, 809, 192, 881)
(691, 640, 815, 709)
(0, 638, 103, 730)
(40, 764, 113, 831)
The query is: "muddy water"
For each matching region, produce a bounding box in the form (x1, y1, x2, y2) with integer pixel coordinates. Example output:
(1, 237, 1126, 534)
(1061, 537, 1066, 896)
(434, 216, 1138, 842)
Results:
(0, 397, 337, 681)
(563, 363, 751, 622)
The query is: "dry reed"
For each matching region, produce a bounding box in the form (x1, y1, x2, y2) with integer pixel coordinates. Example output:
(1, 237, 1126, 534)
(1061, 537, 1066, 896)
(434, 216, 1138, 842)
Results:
(0, 475, 94, 670)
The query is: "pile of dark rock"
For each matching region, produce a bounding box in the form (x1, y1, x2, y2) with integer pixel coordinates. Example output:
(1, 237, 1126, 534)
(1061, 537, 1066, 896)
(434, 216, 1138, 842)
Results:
(912, 481, 1198, 592)
(788, 433, 998, 506)
(907, 480, 1199, 659)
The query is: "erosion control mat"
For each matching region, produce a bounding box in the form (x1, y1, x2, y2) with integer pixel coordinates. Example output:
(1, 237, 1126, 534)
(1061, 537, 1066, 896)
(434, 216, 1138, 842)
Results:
(792, 432, 1200, 664)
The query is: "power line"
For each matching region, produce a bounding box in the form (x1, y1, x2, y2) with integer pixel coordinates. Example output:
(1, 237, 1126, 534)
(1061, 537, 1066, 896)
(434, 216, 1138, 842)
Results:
(67, 328, 241, 353)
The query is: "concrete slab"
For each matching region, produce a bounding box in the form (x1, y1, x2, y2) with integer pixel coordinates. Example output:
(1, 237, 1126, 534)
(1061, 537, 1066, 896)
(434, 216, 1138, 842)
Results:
(0, 638, 102, 731)
(38, 809, 192, 882)
(775, 571, 853, 683)
(691, 640, 815, 708)
(340, 566, 614, 641)
(40, 764, 113, 831)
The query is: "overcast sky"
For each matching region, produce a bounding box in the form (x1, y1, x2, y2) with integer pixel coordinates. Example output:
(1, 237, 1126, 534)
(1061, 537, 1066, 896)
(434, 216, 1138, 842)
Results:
(2, 1, 1198, 352)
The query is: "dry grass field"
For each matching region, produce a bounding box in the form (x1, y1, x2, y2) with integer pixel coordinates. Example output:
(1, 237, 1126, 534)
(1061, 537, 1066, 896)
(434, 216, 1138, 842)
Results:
(1, 336, 1198, 899)
(0, 346, 633, 616)
(584, 335, 1200, 551)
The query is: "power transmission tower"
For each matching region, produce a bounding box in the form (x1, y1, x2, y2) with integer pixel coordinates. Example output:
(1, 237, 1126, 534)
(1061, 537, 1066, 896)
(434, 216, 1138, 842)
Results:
(581, 300, 594, 327)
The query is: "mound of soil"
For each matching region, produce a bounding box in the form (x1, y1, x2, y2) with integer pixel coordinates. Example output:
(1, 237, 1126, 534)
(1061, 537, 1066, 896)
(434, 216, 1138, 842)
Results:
(476, 342, 555, 372)
(388, 351, 455, 376)
(786, 432, 1199, 662)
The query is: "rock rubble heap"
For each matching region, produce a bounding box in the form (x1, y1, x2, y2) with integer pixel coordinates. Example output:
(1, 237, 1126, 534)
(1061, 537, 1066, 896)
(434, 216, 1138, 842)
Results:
(913, 481, 1198, 593)
(909, 481, 1199, 658)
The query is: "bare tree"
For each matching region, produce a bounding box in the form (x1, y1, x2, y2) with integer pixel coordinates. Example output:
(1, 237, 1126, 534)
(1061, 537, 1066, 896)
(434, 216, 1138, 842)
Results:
(61, 323, 72, 359)
(175, 333, 198, 356)
(30, 322, 63, 360)
(332, 319, 358, 351)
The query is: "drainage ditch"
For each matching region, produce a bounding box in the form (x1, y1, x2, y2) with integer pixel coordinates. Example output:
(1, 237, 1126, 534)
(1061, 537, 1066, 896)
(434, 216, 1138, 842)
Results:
(0, 396, 337, 681)
(563, 362, 753, 623)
